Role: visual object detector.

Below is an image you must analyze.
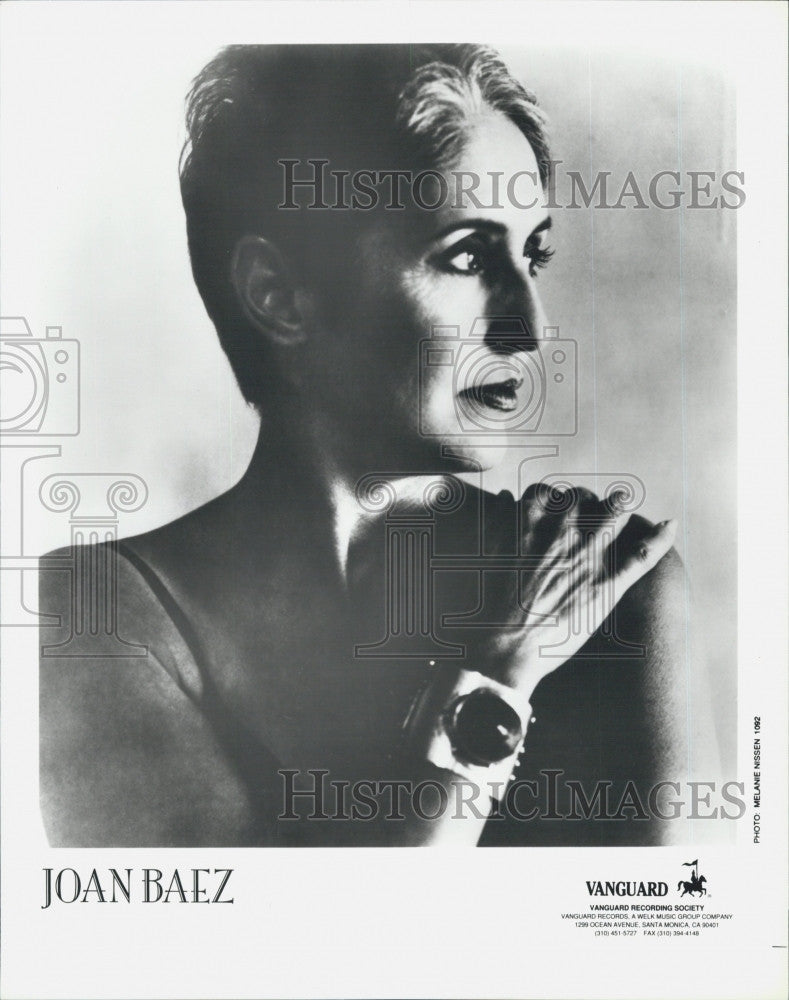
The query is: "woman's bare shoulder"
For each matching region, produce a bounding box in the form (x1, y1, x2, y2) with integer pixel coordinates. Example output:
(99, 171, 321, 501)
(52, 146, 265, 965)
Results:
(38, 540, 259, 847)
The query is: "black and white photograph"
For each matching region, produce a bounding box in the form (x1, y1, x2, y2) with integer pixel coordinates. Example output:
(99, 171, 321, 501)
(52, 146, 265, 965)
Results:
(1, 2, 786, 998)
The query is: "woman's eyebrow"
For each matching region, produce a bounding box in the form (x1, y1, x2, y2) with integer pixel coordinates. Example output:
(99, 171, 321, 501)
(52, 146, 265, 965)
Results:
(431, 215, 553, 244)
(431, 218, 508, 242)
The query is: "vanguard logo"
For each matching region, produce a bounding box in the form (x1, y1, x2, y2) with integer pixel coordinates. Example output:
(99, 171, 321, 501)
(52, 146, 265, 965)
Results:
(678, 860, 708, 898)
(586, 860, 710, 899)
(586, 881, 669, 897)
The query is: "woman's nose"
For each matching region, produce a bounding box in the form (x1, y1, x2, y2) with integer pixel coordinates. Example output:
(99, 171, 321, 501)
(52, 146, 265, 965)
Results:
(483, 275, 549, 355)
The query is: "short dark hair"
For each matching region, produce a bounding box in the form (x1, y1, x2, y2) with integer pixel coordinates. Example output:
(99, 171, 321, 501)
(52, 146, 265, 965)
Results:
(179, 44, 550, 407)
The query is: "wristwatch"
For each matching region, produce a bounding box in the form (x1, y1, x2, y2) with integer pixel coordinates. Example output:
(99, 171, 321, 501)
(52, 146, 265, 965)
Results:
(403, 666, 533, 800)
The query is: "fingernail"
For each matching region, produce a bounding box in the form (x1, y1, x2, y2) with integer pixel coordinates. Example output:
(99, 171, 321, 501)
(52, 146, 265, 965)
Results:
(660, 518, 678, 535)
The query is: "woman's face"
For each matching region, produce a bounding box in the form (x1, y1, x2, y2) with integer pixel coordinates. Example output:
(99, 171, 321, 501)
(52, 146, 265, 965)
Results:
(302, 106, 553, 476)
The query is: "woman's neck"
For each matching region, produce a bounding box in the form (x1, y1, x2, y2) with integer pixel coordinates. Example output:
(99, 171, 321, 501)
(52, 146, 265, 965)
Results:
(238, 414, 460, 586)
(237, 415, 376, 584)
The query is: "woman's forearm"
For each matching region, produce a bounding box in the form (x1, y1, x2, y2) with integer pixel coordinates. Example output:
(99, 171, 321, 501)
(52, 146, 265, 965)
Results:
(392, 663, 534, 846)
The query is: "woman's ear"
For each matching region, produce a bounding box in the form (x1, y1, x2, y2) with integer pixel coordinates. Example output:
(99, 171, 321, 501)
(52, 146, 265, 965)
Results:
(230, 235, 307, 345)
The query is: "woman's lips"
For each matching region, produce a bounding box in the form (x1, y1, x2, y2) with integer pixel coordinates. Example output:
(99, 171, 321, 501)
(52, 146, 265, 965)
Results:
(458, 376, 523, 412)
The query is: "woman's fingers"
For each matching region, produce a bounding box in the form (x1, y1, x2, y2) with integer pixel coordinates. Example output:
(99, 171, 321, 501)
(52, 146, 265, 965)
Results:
(552, 518, 677, 643)
(513, 486, 677, 635)
(611, 518, 678, 603)
(588, 504, 633, 568)
(555, 491, 632, 575)
(532, 500, 631, 599)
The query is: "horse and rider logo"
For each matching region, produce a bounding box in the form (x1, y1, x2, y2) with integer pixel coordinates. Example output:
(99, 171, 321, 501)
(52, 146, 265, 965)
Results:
(677, 859, 707, 897)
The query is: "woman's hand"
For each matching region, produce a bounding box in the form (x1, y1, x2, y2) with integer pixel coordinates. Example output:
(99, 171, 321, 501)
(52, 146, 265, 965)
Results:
(458, 483, 678, 700)
(348, 477, 685, 845)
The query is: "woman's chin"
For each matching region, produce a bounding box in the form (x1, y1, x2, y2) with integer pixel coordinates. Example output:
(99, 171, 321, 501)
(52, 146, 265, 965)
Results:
(346, 429, 508, 477)
(435, 439, 509, 473)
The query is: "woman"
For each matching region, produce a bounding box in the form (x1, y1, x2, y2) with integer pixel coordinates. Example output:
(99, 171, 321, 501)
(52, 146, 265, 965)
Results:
(39, 44, 712, 846)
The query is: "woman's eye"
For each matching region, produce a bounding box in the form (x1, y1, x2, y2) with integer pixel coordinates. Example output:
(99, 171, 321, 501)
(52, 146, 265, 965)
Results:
(524, 237, 554, 277)
(447, 249, 485, 274)
(439, 236, 491, 276)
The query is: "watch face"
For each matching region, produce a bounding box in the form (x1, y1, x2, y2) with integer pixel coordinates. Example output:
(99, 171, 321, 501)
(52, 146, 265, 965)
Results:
(448, 689, 524, 766)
